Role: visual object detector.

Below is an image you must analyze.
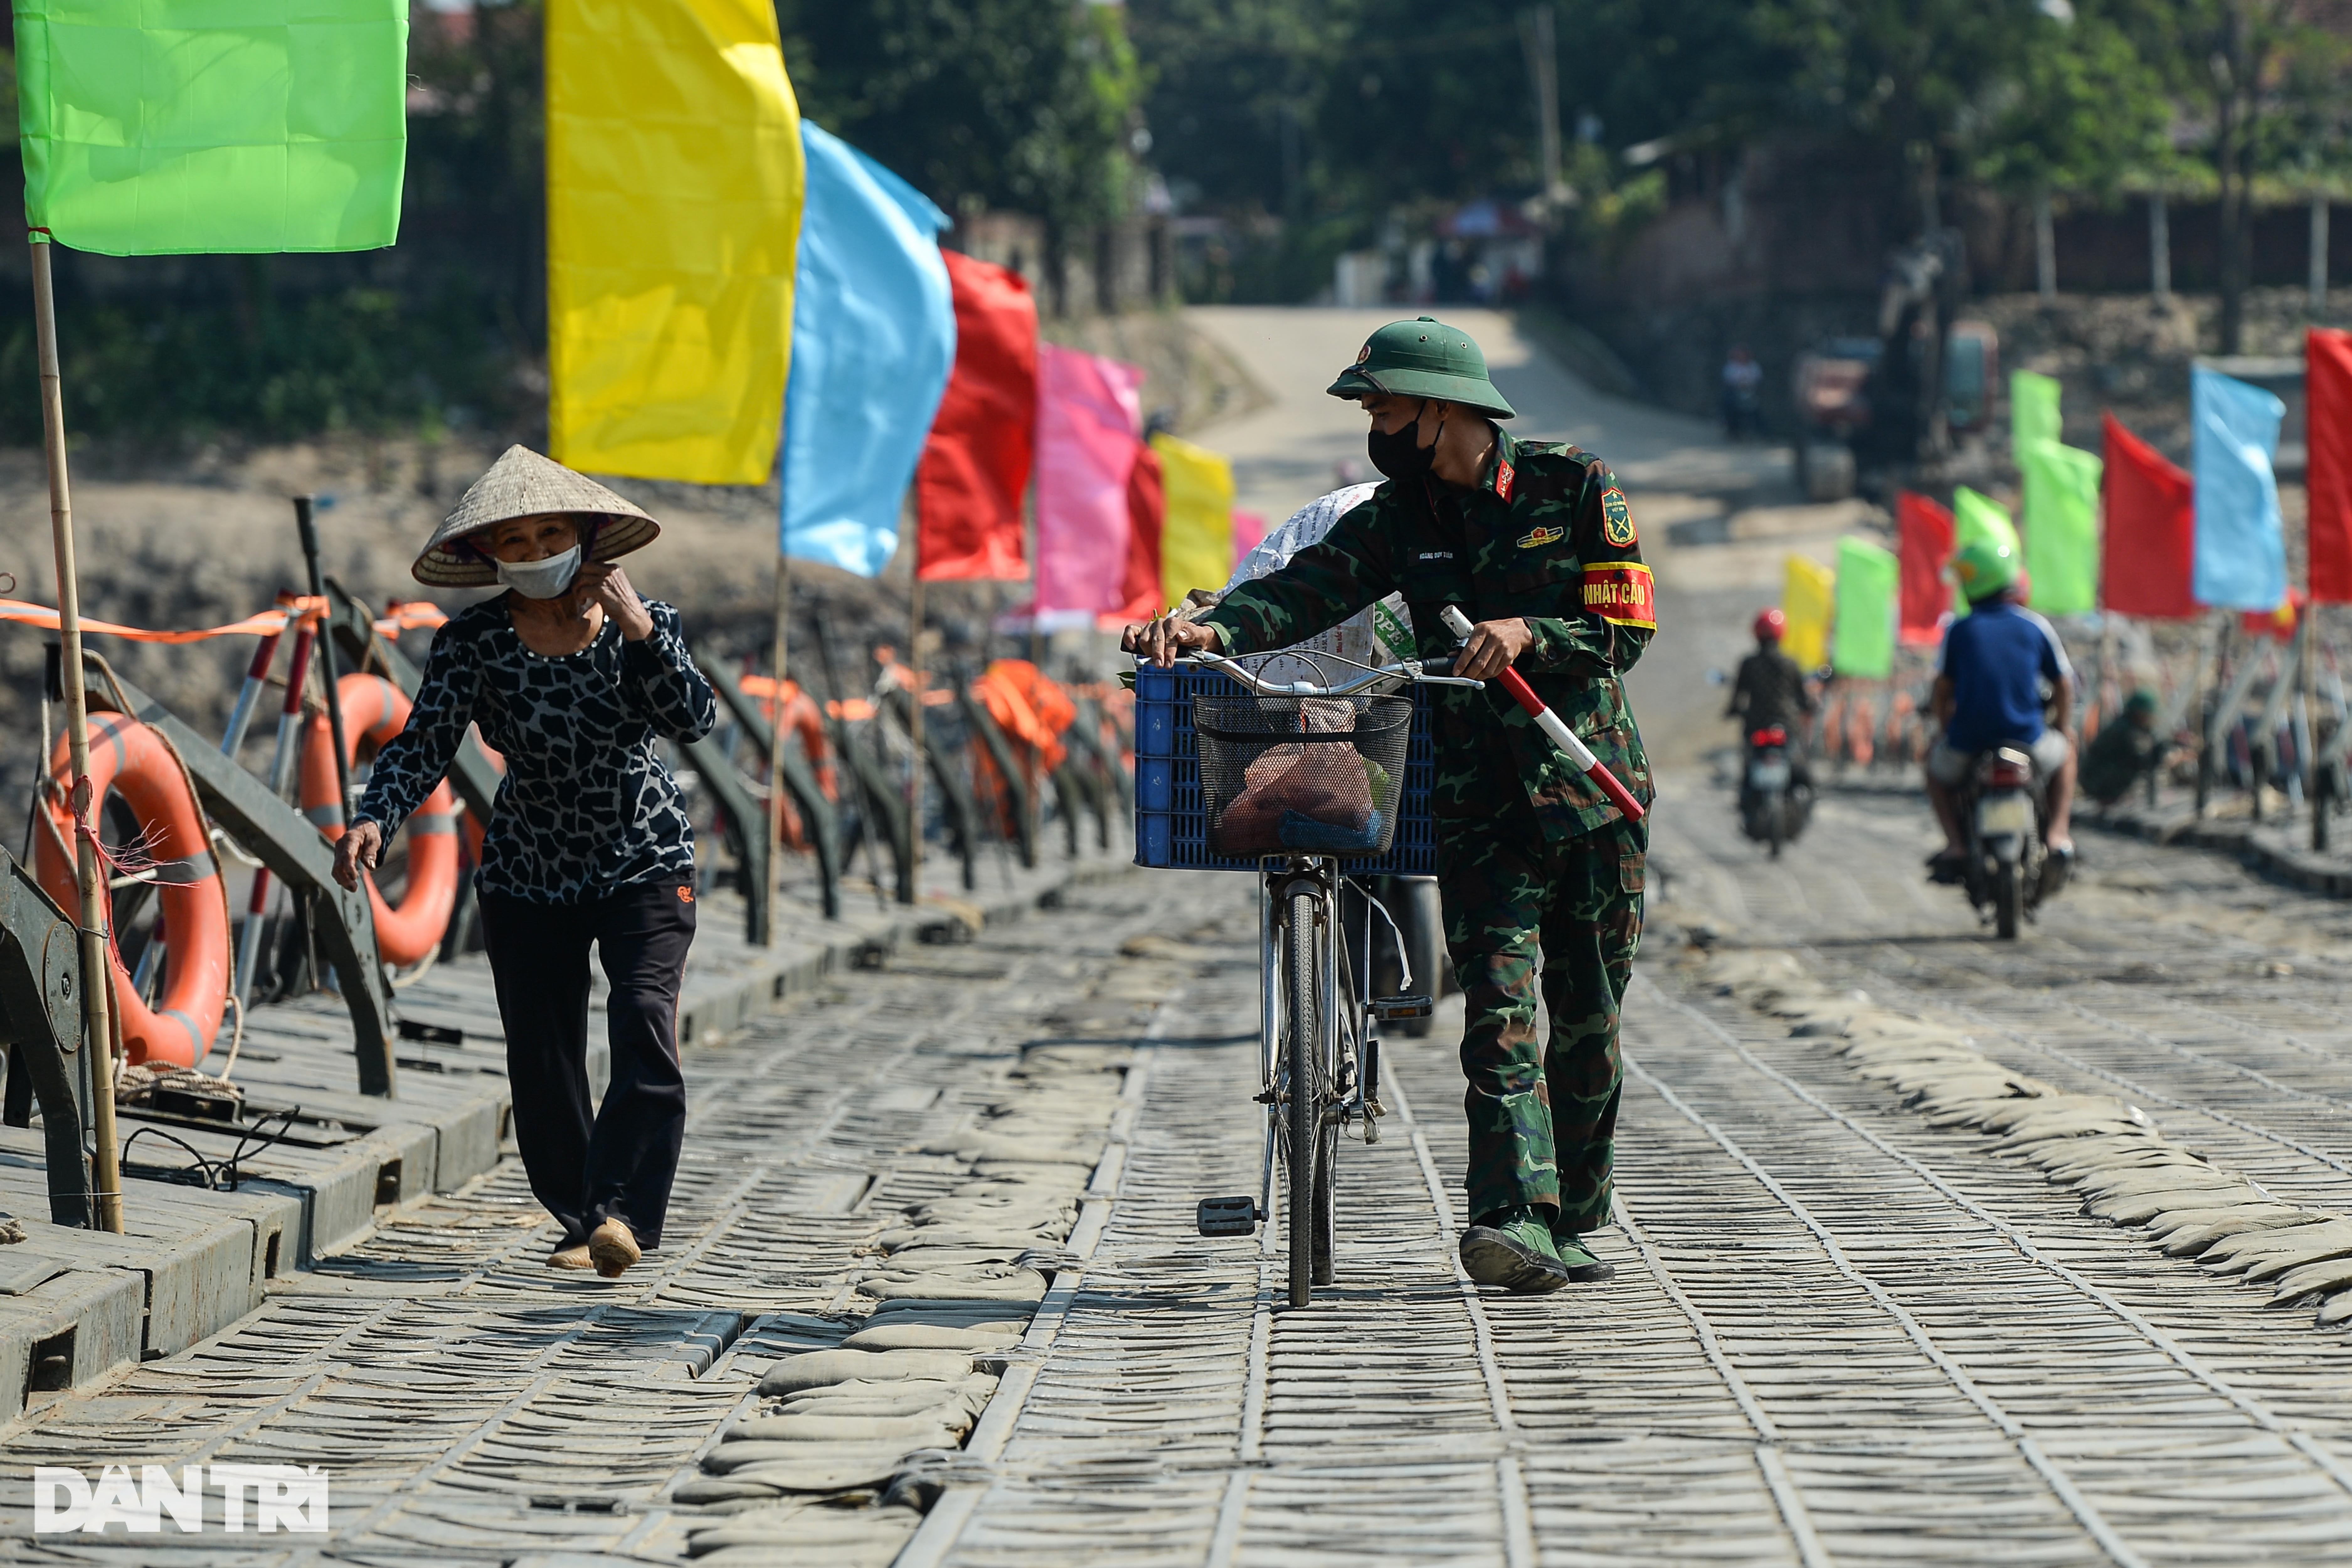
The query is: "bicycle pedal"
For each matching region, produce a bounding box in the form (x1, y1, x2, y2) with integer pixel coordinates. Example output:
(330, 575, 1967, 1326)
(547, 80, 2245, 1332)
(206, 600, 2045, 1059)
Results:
(1196, 1196, 1261, 1237)
(1370, 993, 1433, 1021)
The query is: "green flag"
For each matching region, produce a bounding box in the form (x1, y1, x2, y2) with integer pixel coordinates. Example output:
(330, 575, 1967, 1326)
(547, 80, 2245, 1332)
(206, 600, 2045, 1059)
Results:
(2011, 370, 2062, 457)
(2019, 438, 2102, 616)
(1950, 487, 2018, 620)
(1831, 536, 1898, 679)
(15, 0, 409, 255)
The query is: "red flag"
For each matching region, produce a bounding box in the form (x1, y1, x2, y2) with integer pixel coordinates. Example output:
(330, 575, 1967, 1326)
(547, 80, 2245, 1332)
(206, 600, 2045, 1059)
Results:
(2309, 329, 2352, 603)
(915, 251, 1036, 581)
(2242, 589, 2303, 640)
(2100, 412, 2199, 619)
(1895, 491, 1955, 645)
(1107, 439, 1165, 626)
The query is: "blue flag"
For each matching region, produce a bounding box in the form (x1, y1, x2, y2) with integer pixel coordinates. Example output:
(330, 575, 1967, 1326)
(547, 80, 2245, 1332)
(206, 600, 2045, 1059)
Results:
(2191, 365, 2288, 611)
(781, 125, 955, 576)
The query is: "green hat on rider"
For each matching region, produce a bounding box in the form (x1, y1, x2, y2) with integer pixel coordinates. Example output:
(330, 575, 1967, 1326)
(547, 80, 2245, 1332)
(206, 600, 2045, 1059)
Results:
(1949, 536, 2018, 604)
(1327, 317, 1518, 419)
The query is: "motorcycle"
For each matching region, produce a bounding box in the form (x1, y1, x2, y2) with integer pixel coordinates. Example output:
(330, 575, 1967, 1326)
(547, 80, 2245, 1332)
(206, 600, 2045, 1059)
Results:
(1737, 726, 1812, 858)
(1956, 744, 2061, 939)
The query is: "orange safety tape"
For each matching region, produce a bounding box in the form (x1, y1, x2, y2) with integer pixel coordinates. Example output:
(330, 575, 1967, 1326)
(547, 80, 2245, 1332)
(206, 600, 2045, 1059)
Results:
(0, 596, 446, 644)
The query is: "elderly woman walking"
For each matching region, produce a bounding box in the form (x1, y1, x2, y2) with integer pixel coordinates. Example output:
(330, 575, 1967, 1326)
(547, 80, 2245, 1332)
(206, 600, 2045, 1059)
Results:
(334, 445, 718, 1278)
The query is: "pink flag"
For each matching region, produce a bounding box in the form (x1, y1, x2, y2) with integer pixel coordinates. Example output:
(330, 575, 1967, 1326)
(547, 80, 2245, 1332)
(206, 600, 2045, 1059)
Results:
(1034, 344, 1145, 619)
(1231, 508, 1266, 567)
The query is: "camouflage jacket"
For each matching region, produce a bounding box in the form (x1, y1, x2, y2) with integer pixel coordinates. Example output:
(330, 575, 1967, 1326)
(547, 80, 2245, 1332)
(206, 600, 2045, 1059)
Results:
(1199, 430, 1655, 840)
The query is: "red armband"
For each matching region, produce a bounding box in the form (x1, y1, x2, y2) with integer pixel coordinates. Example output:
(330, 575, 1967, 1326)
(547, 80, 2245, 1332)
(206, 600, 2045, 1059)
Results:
(1581, 561, 1656, 630)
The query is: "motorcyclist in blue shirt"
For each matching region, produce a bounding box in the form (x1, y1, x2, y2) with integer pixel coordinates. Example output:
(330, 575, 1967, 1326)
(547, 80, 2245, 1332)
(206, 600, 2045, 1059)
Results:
(1923, 537, 2077, 882)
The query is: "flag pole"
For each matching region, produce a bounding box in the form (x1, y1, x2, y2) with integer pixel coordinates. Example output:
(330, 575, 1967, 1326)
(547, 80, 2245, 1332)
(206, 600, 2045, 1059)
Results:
(2306, 603, 2324, 849)
(31, 234, 124, 1233)
(2195, 613, 2221, 817)
(765, 551, 789, 947)
(906, 571, 927, 899)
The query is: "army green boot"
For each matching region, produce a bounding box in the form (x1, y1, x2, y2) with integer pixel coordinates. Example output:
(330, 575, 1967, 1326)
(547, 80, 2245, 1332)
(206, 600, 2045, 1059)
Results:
(1546, 1224, 1618, 1284)
(1459, 1206, 1571, 1293)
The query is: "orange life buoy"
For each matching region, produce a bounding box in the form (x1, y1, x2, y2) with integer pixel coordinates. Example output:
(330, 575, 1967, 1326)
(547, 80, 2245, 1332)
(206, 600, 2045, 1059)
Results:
(33, 716, 228, 1068)
(300, 674, 459, 967)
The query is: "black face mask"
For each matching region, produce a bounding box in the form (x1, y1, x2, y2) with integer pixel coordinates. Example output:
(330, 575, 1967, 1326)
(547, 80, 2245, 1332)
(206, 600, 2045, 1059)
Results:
(1367, 404, 1445, 480)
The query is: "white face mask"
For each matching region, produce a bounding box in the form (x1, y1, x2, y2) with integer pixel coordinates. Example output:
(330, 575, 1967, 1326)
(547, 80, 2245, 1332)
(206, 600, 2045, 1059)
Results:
(495, 545, 581, 599)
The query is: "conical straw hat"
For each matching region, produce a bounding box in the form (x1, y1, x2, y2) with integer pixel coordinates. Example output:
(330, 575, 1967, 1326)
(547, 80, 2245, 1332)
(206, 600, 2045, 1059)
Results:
(412, 445, 660, 587)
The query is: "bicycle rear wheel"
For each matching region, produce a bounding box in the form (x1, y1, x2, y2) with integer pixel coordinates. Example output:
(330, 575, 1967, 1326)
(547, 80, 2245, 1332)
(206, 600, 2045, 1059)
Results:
(1281, 886, 1326, 1308)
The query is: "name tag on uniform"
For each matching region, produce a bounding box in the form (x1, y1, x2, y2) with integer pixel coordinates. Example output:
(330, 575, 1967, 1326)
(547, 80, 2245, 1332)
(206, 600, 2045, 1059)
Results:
(1417, 551, 1454, 561)
(1582, 561, 1656, 629)
(1516, 525, 1563, 549)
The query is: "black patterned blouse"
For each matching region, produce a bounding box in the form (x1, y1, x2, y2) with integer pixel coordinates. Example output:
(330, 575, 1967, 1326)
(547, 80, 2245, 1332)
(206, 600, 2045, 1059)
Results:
(352, 598, 718, 904)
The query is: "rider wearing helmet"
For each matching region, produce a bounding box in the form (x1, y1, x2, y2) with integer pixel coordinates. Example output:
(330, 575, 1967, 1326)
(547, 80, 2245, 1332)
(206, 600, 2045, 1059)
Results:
(1727, 608, 1814, 765)
(1124, 317, 1653, 1294)
(1925, 537, 2077, 879)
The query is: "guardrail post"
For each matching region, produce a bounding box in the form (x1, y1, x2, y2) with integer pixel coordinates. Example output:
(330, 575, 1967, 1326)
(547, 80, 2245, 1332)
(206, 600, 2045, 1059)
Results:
(0, 847, 94, 1225)
(696, 654, 842, 924)
(87, 665, 398, 1098)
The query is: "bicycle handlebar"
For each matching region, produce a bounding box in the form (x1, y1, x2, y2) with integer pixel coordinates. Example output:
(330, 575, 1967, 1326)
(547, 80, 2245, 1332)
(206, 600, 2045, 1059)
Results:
(1167, 649, 1484, 698)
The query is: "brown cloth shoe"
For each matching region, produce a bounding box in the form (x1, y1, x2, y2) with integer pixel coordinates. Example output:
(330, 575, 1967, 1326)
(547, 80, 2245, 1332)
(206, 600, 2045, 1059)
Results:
(589, 1217, 641, 1279)
(548, 1242, 594, 1271)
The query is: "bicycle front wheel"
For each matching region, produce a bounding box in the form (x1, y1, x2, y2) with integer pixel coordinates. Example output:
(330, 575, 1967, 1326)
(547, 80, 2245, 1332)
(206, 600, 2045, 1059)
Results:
(1281, 886, 1325, 1308)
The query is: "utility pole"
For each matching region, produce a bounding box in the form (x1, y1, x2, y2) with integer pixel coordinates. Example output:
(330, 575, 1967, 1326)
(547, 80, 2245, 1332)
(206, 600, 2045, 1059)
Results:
(1517, 7, 1564, 202)
(2313, 192, 2331, 310)
(2150, 192, 2171, 302)
(2035, 189, 2057, 301)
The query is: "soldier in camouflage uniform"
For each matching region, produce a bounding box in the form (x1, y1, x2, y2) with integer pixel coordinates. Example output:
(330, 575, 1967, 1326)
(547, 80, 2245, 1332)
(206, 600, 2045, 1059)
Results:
(1125, 317, 1653, 1293)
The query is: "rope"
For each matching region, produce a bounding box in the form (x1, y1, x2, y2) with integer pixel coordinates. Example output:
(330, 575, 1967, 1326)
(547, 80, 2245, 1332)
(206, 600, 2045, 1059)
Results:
(218, 993, 245, 1082)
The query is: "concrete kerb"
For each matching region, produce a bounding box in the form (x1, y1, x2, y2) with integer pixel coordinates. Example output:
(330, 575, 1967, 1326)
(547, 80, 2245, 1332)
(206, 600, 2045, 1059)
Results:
(2090, 800, 2352, 899)
(0, 851, 1138, 1427)
(1735, 764, 2352, 901)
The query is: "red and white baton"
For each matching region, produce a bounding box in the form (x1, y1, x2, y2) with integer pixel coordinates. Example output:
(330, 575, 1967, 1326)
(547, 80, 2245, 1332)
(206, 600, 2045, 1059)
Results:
(1440, 605, 1645, 824)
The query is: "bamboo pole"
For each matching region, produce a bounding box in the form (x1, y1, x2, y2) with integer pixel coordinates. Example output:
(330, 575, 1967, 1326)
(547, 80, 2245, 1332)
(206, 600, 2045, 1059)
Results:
(2308, 605, 2325, 849)
(764, 553, 789, 946)
(906, 574, 926, 898)
(294, 497, 353, 824)
(2195, 614, 2221, 817)
(32, 235, 123, 1233)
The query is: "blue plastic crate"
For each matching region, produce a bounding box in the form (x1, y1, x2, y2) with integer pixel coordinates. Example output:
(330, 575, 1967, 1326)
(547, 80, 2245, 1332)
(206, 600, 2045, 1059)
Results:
(1133, 663, 1436, 875)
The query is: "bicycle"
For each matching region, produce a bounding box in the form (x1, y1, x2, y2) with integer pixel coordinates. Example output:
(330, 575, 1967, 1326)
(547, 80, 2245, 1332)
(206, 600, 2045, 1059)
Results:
(1136, 647, 1481, 1308)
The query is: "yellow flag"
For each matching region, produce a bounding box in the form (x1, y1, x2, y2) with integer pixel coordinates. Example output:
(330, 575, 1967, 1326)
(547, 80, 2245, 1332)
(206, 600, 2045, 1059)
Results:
(1782, 554, 1836, 671)
(1153, 433, 1235, 602)
(547, 0, 804, 483)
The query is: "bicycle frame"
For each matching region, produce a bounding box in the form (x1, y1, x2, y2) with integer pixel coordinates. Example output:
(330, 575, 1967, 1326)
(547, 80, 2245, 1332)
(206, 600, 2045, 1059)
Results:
(1163, 646, 1473, 1303)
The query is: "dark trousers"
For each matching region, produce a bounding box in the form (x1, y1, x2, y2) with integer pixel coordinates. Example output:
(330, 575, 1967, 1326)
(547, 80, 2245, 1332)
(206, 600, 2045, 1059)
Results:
(479, 880, 696, 1249)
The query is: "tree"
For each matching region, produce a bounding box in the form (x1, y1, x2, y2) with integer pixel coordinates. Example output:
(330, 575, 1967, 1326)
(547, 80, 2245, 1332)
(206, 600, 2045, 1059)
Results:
(778, 0, 1142, 262)
(1751, 0, 2064, 234)
(1963, 3, 2178, 205)
(2116, 0, 2352, 349)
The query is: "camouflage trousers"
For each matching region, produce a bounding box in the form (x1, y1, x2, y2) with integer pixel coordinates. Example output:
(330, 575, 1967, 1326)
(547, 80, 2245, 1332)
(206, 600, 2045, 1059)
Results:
(1437, 815, 1646, 1231)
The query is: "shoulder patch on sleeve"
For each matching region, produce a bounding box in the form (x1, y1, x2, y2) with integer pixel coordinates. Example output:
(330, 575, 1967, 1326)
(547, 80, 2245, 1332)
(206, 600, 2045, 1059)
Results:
(1601, 487, 1636, 548)
(1582, 560, 1656, 629)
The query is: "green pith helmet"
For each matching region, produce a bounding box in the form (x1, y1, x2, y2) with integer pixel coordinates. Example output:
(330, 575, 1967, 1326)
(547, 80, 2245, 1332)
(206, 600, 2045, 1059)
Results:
(1950, 536, 2017, 601)
(1327, 316, 1517, 419)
